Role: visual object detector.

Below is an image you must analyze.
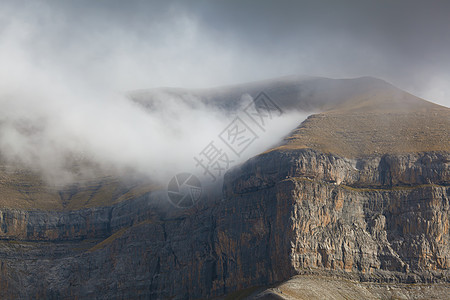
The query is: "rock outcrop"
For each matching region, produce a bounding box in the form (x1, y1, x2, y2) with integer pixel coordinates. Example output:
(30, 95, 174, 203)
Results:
(213, 149, 449, 296)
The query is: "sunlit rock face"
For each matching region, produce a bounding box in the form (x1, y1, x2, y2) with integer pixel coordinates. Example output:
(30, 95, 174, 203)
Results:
(213, 149, 449, 296)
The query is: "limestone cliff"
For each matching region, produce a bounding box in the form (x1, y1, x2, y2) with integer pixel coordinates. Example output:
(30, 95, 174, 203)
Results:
(213, 149, 449, 296)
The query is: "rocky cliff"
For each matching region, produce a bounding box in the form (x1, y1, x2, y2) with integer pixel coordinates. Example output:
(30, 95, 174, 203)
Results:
(0, 76, 449, 299)
(0, 148, 448, 299)
(213, 149, 449, 295)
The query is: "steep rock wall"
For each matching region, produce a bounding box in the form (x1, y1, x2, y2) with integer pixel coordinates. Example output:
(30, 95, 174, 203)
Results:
(213, 149, 449, 294)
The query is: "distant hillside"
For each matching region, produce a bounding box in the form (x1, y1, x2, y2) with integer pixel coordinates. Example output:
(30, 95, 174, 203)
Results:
(130, 75, 410, 113)
(133, 75, 450, 158)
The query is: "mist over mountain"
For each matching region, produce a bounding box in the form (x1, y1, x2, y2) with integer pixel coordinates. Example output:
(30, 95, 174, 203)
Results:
(0, 76, 309, 185)
(0, 74, 448, 299)
(0, 1, 449, 299)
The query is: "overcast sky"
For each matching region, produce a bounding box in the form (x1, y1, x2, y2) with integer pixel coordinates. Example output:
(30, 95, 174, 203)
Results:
(1, 0, 449, 106)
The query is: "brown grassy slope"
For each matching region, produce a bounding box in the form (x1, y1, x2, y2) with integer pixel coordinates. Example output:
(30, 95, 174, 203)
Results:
(0, 166, 62, 210)
(275, 88, 450, 157)
(0, 165, 157, 210)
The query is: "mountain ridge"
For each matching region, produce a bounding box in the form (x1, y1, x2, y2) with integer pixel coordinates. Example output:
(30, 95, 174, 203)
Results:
(0, 75, 448, 299)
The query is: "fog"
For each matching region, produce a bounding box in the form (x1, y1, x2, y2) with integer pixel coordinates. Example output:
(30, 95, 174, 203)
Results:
(0, 0, 448, 185)
(0, 77, 306, 185)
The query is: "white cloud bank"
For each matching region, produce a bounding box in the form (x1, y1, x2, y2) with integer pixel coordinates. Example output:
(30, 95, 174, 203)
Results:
(0, 3, 306, 185)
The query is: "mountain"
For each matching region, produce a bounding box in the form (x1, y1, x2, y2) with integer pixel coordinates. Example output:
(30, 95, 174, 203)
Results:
(0, 76, 449, 299)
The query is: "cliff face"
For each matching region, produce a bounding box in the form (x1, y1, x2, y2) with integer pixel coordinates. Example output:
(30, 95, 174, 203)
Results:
(0, 192, 218, 299)
(0, 149, 447, 299)
(213, 149, 449, 295)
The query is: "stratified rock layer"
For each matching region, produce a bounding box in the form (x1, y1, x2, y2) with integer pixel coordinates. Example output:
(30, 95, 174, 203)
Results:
(0, 149, 447, 299)
(213, 149, 449, 296)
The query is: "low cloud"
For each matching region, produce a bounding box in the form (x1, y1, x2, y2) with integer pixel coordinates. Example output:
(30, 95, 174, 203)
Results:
(0, 1, 447, 186)
(0, 78, 305, 185)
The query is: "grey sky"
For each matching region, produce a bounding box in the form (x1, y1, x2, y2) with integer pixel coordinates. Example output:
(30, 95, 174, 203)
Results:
(1, 0, 449, 106)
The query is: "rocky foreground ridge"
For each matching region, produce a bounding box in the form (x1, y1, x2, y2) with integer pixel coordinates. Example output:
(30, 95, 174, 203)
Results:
(0, 76, 449, 299)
